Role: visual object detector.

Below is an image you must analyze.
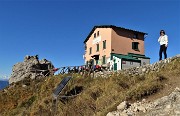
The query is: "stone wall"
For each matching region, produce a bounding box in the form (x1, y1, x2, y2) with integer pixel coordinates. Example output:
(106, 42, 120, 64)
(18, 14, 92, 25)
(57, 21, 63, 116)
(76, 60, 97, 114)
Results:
(118, 54, 180, 76)
(95, 54, 180, 78)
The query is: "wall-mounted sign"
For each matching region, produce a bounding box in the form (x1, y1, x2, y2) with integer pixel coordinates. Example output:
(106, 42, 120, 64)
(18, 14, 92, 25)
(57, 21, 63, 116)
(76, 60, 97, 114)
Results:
(93, 36, 101, 44)
(143, 62, 146, 65)
(122, 61, 126, 64)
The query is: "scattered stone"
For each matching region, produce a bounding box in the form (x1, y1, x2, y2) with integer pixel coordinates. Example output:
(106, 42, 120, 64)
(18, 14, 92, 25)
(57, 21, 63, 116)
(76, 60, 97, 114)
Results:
(3, 89, 7, 93)
(117, 101, 128, 111)
(106, 112, 114, 116)
(138, 106, 146, 113)
(107, 87, 180, 116)
(142, 68, 146, 73)
(142, 99, 146, 103)
(22, 84, 27, 88)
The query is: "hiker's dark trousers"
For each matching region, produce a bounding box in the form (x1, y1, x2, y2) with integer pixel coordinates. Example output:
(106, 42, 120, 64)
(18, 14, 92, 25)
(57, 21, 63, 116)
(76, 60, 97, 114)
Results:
(159, 44, 167, 61)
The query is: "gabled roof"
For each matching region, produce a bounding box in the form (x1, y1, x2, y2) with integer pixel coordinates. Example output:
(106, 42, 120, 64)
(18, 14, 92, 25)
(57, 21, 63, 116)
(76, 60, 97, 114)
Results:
(128, 53, 150, 59)
(111, 53, 141, 62)
(83, 25, 148, 43)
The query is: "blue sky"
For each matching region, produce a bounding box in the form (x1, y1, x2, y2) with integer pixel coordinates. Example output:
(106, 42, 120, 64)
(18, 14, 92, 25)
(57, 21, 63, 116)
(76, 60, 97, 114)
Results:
(0, 0, 180, 79)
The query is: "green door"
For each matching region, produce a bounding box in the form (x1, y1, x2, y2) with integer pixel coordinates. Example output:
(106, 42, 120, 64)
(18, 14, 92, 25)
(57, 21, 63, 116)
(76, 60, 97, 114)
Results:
(114, 63, 117, 71)
(96, 60, 98, 65)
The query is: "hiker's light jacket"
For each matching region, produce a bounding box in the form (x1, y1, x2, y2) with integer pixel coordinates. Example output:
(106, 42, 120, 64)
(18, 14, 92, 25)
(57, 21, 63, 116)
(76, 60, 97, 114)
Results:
(158, 35, 168, 46)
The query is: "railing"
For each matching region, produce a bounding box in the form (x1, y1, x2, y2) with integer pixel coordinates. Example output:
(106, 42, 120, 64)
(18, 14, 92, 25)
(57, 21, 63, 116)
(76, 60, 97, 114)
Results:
(57, 65, 90, 74)
(29, 64, 109, 79)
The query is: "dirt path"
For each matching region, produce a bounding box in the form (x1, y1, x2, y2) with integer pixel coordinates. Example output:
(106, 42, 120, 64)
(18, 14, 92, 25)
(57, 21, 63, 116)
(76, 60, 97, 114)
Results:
(144, 75, 180, 102)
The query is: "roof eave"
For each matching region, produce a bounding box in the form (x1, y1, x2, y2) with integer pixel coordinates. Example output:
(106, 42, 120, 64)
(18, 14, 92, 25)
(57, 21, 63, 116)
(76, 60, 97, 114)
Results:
(83, 25, 148, 43)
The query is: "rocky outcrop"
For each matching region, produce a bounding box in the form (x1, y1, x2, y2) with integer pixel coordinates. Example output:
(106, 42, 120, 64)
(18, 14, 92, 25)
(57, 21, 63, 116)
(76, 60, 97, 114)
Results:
(9, 55, 54, 84)
(107, 87, 180, 116)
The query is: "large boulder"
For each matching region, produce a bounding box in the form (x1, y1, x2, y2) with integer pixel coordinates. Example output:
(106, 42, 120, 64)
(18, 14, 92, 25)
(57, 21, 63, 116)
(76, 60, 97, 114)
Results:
(9, 55, 54, 84)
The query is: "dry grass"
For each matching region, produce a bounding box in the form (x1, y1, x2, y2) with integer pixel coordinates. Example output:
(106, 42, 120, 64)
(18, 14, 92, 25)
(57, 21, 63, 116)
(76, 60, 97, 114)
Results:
(0, 58, 180, 116)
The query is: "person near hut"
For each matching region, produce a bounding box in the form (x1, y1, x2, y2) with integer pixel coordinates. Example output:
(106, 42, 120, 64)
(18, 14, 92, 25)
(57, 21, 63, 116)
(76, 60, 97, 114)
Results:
(158, 30, 168, 61)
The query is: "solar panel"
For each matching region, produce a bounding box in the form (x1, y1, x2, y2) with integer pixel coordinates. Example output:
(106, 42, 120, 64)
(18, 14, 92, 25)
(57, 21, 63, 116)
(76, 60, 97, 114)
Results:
(52, 76, 72, 99)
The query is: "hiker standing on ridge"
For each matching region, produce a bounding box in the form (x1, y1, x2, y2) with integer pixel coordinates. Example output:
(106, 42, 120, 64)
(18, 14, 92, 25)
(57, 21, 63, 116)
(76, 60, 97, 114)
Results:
(158, 30, 168, 61)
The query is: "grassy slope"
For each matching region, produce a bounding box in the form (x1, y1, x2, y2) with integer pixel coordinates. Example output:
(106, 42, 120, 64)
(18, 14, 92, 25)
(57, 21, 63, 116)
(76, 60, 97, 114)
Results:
(0, 58, 180, 116)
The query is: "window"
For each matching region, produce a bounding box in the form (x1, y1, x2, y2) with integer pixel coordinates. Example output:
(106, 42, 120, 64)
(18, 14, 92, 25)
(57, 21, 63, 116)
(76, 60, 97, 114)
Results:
(96, 44, 99, 52)
(132, 42, 139, 50)
(102, 55, 106, 64)
(97, 31, 99, 36)
(94, 33, 96, 38)
(133, 33, 138, 39)
(89, 47, 92, 55)
(103, 40, 106, 49)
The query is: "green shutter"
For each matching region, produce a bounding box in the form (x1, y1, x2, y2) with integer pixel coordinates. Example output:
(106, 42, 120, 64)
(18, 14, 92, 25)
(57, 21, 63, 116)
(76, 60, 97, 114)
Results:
(96, 60, 98, 65)
(97, 44, 99, 52)
(114, 63, 117, 70)
(132, 42, 135, 49)
(90, 48, 92, 54)
(135, 42, 139, 49)
(103, 41, 104, 49)
(135, 43, 137, 49)
(104, 40, 106, 49)
(98, 44, 99, 51)
(103, 40, 106, 49)
(102, 55, 106, 64)
(89, 47, 92, 55)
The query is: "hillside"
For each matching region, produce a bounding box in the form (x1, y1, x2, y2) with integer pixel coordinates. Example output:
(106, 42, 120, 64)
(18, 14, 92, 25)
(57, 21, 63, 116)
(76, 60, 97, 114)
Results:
(0, 56, 180, 116)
